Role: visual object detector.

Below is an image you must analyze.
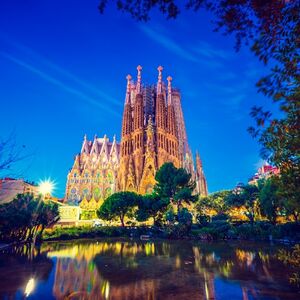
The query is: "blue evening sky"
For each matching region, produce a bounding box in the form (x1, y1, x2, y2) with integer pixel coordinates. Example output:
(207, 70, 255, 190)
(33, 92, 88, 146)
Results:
(0, 1, 274, 197)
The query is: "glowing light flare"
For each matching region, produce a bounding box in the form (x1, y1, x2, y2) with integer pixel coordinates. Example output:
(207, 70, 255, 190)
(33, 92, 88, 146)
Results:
(38, 179, 55, 196)
(24, 278, 35, 297)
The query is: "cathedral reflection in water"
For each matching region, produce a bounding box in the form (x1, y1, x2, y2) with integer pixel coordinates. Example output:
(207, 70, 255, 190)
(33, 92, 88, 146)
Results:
(38, 240, 298, 300)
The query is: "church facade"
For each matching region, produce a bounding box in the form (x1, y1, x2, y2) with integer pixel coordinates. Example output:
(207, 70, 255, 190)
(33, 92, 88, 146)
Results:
(65, 66, 207, 207)
(65, 135, 120, 209)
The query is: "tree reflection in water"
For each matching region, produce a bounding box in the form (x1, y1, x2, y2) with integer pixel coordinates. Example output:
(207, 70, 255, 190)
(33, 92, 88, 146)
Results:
(1, 240, 299, 299)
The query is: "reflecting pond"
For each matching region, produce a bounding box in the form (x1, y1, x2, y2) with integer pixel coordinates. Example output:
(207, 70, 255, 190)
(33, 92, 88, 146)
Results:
(0, 239, 299, 299)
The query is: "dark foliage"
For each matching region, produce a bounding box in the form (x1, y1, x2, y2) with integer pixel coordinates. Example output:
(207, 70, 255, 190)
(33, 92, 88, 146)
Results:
(0, 193, 59, 243)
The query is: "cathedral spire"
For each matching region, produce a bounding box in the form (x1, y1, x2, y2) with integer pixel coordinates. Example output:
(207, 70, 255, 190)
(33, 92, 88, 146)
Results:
(167, 76, 173, 106)
(122, 74, 133, 137)
(136, 65, 142, 94)
(157, 66, 163, 94)
(125, 74, 132, 104)
(195, 150, 208, 196)
(196, 151, 202, 169)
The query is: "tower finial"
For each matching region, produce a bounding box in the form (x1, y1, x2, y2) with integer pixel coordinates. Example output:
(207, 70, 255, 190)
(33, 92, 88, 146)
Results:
(157, 66, 163, 94)
(136, 65, 142, 94)
(125, 74, 132, 104)
(167, 76, 172, 105)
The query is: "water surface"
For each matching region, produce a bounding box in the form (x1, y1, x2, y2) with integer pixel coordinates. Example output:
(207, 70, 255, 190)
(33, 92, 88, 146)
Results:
(0, 239, 299, 299)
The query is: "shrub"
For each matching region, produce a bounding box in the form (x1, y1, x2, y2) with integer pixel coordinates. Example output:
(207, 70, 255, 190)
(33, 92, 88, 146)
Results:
(234, 223, 269, 240)
(210, 221, 232, 239)
(178, 208, 192, 226)
(165, 224, 191, 238)
(212, 213, 229, 222)
(197, 227, 216, 240)
(268, 222, 300, 241)
(196, 214, 210, 226)
(279, 222, 300, 238)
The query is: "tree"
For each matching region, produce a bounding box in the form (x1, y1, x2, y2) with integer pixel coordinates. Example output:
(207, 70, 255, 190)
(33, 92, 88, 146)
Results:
(259, 177, 283, 224)
(154, 162, 197, 211)
(249, 103, 300, 212)
(226, 184, 259, 225)
(36, 199, 60, 240)
(135, 193, 169, 224)
(0, 193, 59, 242)
(274, 171, 300, 222)
(0, 132, 29, 177)
(97, 191, 139, 226)
(195, 190, 231, 217)
(98, 0, 300, 208)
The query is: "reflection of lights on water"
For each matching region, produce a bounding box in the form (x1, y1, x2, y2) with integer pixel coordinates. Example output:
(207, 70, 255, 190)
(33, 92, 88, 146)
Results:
(205, 281, 209, 300)
(105, 281, 110, 299)
(24, 278, 35, 297)
(101, 281, 110, 300)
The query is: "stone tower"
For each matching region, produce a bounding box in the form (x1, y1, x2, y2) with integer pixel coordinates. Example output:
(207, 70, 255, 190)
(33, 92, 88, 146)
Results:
(195, 151, 208, 196)
(118, 66, 206, 194)
(118, 74, 135, 191)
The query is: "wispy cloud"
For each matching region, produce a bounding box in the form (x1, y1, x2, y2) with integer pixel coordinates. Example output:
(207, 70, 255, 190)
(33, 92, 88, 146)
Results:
(7, 40, 122, 107)
(0, 51, 121, 117)
(192, 41, 231, 60)
(139, 25, 232, 69)
(140, 25, 200, 63)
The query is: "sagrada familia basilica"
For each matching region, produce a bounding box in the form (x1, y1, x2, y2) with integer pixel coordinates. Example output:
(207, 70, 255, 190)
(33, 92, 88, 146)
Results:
(65, 66, 207, 210)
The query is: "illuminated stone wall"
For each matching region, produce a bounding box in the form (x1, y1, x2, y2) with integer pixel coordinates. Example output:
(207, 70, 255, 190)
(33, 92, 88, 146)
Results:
(65, 135, 119, 209)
